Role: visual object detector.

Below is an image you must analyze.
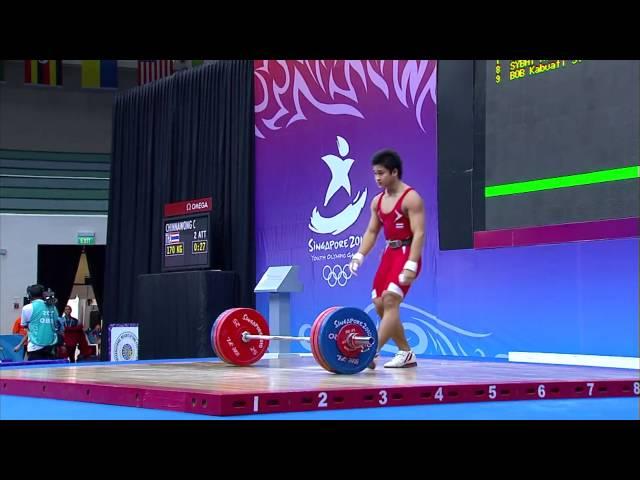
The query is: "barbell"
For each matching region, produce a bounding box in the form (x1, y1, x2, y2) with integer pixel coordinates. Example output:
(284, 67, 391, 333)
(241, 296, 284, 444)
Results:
(211, 306, 378, 374)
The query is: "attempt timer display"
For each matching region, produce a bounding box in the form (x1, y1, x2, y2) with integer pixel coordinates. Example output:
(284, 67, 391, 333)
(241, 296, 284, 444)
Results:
(162, 212, 210, 271)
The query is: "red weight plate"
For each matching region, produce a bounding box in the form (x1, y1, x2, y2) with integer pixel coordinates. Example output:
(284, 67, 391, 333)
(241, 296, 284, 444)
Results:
(311, 306, 340, 372)
(311, 306, 338, 370)
(212, 308, 242, 364)
(214, 308, 270, 366)
(212, 309, 231, 363)
(310, 307, 333, 371)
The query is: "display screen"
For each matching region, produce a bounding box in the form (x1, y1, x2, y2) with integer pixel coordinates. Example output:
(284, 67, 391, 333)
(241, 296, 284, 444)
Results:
(482, 60, 639, 230)
(162, 212, 210, 271)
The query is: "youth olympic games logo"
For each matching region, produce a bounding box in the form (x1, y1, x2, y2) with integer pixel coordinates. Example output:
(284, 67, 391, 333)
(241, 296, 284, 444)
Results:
(114, 331, 139, 361)
(308, 136, 367, 235)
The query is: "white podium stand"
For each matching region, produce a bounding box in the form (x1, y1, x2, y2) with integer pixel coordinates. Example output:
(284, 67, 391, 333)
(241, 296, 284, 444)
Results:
(254, 266, 303, 358)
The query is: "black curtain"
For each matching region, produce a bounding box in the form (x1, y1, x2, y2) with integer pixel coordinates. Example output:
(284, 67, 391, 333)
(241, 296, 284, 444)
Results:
(84, 245, 105, 313)
(102, 60, 255, 359)
(37, 245, 83, 315)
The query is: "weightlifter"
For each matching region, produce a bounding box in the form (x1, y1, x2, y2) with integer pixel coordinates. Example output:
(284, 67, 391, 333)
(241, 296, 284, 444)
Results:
(349, 149, 426, 369)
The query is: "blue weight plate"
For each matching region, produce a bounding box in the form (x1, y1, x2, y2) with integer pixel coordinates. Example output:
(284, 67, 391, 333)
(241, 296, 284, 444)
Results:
(317, 307, 377, 374)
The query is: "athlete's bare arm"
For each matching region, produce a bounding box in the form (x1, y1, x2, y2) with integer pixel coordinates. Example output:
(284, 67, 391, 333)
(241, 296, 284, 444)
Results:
(400, 190, 425, 284)
(405, 191, 425, 263)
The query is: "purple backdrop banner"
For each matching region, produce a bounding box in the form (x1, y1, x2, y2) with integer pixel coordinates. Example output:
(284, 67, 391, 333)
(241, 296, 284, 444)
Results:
(254, 60, 639, 359)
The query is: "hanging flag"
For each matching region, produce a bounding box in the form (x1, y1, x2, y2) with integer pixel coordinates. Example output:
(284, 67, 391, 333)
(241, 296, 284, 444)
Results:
(81, 60, 118, 89)
(137, 60, 174, 86)
(24, 60, 63, 86)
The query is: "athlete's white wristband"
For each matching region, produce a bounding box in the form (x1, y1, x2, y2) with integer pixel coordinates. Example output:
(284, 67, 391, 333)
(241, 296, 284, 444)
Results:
(403, 260, 418, 273)
(350, 252, 365, 273)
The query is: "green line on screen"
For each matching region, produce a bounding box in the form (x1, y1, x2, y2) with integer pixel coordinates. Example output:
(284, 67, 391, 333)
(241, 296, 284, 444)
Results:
(485, 166, 640, 197)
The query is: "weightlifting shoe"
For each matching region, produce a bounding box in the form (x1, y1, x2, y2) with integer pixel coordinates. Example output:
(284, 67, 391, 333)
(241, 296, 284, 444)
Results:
(383, 350, 417, 368)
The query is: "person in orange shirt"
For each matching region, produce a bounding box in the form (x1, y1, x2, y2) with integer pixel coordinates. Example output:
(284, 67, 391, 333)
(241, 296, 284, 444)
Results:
(12, 315, 28, 358)
(12, 315, 26, 335)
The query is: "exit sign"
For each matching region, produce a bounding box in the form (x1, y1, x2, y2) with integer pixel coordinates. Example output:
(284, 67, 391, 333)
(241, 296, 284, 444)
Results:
(77, 232, 95, 245)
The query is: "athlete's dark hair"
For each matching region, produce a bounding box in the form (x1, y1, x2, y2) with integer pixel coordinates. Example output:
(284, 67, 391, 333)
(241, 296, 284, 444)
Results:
(371, 149, 402, 179)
